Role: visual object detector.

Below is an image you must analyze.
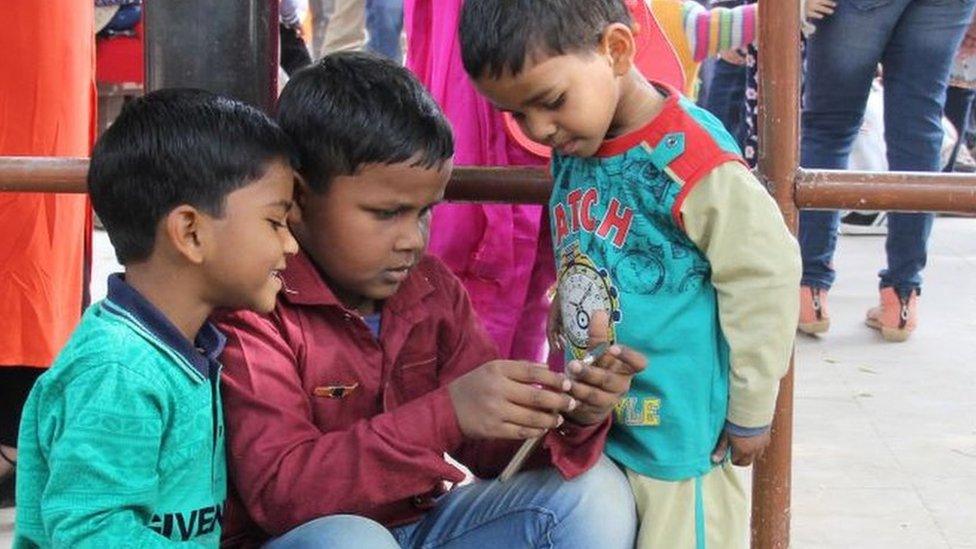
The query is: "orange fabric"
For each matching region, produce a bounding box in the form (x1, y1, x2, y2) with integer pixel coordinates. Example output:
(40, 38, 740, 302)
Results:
(0, 1, 95, 367)
(648, 0, 700, 97)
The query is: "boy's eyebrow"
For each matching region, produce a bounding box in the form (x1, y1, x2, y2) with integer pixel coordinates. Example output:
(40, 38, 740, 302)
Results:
(522, 87, 556, 107)
(265, 199, 293, 212)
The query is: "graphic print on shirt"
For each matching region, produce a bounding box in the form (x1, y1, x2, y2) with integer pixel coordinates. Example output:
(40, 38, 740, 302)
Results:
(552, 144, 718, 433)
(552, 150, 712, 300)
(557, 243, 622, 359)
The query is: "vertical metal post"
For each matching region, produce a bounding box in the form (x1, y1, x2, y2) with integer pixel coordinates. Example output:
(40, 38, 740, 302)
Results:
(753, 0, 801, 546)
(144, 0, 279, 112)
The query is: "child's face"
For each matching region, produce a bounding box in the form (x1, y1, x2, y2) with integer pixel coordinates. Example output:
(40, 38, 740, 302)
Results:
(292, 159, 450, 315)
(203, 159, 298, 313)
(474, 49, 623, 158)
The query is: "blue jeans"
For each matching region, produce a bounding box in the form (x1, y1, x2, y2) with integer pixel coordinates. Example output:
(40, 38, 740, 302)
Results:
(365, 0, 403, 61)
(702, 58, 748, 148)
(264, 456, 637, 548)
(799, 0, 976, 296)
(944, 85, 976, 171)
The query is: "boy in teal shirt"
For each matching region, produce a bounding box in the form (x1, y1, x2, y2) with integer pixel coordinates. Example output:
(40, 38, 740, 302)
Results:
(14, 89, 299, 547)
(460, 1, 801, 547)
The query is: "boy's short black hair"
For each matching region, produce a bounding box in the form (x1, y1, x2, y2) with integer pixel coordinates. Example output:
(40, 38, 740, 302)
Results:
(460, 0, 632, 79)
(276, 51, 453, 192)
(89, 88, 296, 264)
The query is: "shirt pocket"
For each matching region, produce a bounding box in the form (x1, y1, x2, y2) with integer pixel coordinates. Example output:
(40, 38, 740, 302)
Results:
(394, 354, 438, 404)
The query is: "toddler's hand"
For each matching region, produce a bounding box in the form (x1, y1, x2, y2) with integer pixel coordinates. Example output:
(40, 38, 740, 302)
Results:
(564, 310, 647, 425)
(448, 360, 577, 440)
(711, 429, 772, 467)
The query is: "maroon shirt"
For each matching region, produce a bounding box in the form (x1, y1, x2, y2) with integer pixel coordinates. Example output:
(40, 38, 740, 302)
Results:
(216, 252, 610, 540)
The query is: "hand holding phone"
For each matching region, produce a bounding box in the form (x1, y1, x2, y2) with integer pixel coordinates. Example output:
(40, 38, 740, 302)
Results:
(497, 343, 611, 482)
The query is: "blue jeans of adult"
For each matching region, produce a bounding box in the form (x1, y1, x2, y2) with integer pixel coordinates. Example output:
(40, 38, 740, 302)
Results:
(943, 85, 976, 171)
(799, 0, 976, 296)
(702, 58, 748, 148)
(365, 0, 403, 61)
(263, 456, 637, 548)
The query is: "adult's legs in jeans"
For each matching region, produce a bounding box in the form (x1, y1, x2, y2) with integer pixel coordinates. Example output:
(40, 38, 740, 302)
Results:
(365, 0, 403, 61)
(391, 456, 637, 549)
(799, 0, 906, 290)
(943, 86, 976, 172)
(263, 515, 399, 549)
(880, 0, 976, 295)
(702, 59, 748, 148)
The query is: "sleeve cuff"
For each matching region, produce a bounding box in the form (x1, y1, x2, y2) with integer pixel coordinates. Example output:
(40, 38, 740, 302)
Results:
(725, 420, 770, 437)
(544, 416, 611, 479)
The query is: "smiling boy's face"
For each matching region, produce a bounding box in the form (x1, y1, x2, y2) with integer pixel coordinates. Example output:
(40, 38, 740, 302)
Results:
(202, 158, 298, 313)
(291, 159, 451, 315)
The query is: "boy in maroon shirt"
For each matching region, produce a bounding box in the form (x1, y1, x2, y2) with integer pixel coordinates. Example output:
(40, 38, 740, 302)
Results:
(217, 52, 647, 548)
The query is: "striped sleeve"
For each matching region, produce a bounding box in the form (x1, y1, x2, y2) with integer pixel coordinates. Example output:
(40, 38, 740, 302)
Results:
(682, 1, 757, 62)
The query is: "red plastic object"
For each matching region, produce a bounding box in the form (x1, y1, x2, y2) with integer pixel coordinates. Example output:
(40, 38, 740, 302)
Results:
(96, 22, 144, 86)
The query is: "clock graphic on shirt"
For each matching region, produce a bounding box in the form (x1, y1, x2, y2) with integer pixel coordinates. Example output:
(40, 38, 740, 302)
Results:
(557, 244, 622, 359)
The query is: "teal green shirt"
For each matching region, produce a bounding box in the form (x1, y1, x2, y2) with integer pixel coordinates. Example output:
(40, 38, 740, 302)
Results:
(15, 275, 227, 547)
(550, 95, 744, 481)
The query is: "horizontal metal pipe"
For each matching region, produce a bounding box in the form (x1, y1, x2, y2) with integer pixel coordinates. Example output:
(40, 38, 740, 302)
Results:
(0, 157, 555, 203)
(0, 157, 88, 193)
(444, 166, 551, 204)
(795, 168, 976, 213)
(5, 158, 976, 214)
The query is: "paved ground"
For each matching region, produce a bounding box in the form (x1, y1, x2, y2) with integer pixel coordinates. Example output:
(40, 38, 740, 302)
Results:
(2, 218, 975, 548)
(789, 217, 976, 548)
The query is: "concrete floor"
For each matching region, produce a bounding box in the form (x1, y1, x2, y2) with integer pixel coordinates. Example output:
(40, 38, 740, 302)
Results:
(789, 217, 976, 548)
(2, 218, 975, 548)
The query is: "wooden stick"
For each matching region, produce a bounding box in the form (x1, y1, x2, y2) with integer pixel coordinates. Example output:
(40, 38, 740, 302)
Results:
(497, 342, 610, 482)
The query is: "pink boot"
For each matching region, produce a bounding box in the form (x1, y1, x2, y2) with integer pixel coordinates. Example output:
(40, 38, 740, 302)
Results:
(799, 286, 830, 335)
(865, 287, 918, 342)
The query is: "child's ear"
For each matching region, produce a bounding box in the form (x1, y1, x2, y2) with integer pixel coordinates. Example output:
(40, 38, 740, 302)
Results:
(601, 23, 637, 77)
(163, 205, 208, 265)
(288, 173, 312, 226)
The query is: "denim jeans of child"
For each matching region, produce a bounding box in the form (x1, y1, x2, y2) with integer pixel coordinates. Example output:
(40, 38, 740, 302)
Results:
(799, 0, 976, 296)
(263, 456, 637, 548)
(365, 0, 403, 61)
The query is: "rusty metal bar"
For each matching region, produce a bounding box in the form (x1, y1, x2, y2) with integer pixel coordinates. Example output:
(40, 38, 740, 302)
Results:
(796, 169, 976, 213)
(0, 158, 557, 202)
(753, 0, 802, 545)
(0, 157, 88, 193)
(7, 157, 976, 214)
(444, 166, 551, 204)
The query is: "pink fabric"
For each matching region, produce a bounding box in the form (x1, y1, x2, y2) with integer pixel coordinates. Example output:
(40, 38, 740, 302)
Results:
(405, 0, 554, 362)
(694, 12, 711, 62)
